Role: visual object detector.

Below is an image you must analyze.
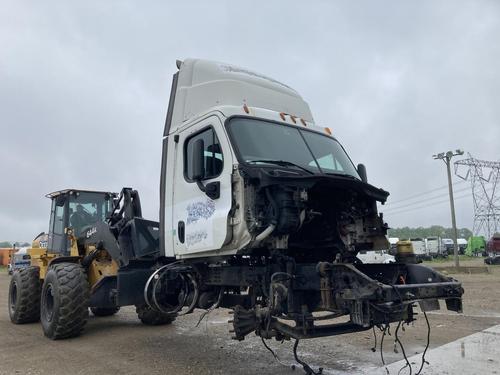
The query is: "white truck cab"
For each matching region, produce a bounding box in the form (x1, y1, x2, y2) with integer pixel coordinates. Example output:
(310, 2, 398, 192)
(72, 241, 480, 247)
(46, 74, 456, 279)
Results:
(160, 59, 389, 260)
(147, 59, 463, 345)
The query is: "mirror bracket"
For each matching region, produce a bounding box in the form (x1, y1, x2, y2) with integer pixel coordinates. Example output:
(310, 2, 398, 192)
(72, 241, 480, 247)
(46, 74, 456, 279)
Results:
(195, 179, 220, 200)
(205, 181, 220, 200)
(195, 179, 206, 193)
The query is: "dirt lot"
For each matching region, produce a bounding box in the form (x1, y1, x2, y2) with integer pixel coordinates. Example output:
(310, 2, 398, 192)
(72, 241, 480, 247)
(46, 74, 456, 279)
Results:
(1, 260, 499, 375)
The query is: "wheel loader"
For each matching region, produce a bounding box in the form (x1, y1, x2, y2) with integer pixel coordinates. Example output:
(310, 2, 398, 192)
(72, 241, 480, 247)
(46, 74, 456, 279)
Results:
(9, 188, 174, 339)
(9, 59, 463, 371)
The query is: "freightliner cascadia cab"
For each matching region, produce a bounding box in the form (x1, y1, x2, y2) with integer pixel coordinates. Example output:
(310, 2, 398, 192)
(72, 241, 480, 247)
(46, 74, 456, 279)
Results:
(154, 58, 462, 344)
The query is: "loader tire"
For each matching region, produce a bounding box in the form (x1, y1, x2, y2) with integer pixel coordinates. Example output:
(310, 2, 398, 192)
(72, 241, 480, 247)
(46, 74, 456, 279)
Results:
(41, 263, 89, 339)
(91, 307, 120, 317)
(9, 267, 41, 324)
(136, 304, 176, 326)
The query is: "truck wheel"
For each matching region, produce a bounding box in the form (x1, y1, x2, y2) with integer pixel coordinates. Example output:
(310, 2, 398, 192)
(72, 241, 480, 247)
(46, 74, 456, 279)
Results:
(9, 267, 41, 324)
(91, 307, 120, 317)
(41, 263, 89, 339)
(136, 304, 176, 325)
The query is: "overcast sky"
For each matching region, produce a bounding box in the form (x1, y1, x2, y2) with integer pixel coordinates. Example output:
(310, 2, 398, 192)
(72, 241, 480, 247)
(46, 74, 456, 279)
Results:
(1, 1, 499, 242)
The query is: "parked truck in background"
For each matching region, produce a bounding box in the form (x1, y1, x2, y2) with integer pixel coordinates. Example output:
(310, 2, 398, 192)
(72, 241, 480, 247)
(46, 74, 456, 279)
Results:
(487, 235, 500, 256)
(410, 237, 429, 261)
(426, 237, 442, 258)
(442, 238, 454, 255)
(457, 238, 467, 255)
(466, 236, 486, 256)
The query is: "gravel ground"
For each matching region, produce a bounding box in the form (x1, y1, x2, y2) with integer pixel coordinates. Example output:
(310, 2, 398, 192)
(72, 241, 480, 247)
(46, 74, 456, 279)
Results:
(1, 260, 499, 375)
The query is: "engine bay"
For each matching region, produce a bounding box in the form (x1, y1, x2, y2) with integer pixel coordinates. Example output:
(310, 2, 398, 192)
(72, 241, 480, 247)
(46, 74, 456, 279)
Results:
(240, 165, 391, 261)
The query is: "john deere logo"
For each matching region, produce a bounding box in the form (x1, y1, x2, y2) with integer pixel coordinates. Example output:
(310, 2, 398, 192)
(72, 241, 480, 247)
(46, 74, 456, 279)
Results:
(86, 227, 97, 238)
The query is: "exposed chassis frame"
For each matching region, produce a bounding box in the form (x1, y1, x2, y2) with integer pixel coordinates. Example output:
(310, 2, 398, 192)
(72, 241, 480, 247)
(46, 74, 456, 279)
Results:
(201, 261, 463, 340)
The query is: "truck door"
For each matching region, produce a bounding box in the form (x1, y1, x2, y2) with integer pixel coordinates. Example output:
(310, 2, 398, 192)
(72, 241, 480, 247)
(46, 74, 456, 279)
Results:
(172, 116, 233, 256)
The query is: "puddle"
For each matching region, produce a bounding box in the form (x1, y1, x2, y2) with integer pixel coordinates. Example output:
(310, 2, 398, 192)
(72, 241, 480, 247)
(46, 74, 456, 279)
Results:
(373, 324, 500, 374)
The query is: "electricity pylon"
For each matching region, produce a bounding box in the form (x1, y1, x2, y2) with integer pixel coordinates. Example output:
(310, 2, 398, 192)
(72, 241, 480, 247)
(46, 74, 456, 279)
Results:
(455, 153, 500, 239)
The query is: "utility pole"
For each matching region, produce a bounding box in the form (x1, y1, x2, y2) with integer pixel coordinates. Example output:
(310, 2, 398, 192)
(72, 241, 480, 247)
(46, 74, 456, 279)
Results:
(433, 150, 464, 268)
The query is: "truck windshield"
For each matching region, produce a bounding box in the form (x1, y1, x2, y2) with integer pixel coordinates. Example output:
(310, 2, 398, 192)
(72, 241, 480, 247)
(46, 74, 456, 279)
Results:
(228, 118, 360, 178)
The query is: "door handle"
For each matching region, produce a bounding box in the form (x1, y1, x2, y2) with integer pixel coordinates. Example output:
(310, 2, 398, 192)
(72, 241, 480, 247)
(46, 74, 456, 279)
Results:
(178, 221, 185, 243)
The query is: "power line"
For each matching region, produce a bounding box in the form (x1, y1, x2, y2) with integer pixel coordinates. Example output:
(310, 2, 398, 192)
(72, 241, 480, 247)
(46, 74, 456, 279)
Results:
(385, 180, 466, 205)
(383, 187, 471, 210)
(381, 193, 471, 216)
(383, 186, 497, 216)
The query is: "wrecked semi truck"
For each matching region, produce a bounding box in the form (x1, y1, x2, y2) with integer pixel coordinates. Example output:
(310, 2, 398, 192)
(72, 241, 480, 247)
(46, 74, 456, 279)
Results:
(10, 60, 463, 359)
(152, 59, 463, 340)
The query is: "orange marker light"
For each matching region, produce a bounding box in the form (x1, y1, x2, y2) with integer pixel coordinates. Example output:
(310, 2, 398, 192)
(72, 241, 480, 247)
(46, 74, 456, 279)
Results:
(243, 104, 249, 114)
(279, 112, 286, 121)
(290, 115, 297, 124)
(300, 118, 307, 127)
(324, 127, 332, 135)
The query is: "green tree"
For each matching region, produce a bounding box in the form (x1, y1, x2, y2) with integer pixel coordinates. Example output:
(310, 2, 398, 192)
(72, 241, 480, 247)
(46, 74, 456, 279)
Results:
(388, 226, 472, 239)
(0, 241, 13, 248)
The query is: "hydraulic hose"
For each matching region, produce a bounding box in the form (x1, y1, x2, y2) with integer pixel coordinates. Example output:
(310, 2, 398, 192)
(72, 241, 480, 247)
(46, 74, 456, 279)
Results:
(255, 188, 279, 242)
(81, 249, 99, 269)
(255, 224, 276, 242)
(265, 188, 279, 225)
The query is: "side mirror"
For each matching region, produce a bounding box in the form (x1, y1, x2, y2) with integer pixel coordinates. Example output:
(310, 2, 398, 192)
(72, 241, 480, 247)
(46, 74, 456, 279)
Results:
(55, 195, 66, 207)
(192, 138, 205, 181)
(357, 163, 368, 183)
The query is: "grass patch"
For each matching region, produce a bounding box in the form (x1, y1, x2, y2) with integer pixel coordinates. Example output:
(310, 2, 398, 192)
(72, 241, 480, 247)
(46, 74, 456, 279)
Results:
(0, 265, 7, 273)
(423, 255, 477, 264)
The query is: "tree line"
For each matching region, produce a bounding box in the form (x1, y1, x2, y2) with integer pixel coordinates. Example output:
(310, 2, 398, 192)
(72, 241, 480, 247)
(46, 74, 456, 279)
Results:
(0, 241, 31, 248)
(387, 226, 473, 240)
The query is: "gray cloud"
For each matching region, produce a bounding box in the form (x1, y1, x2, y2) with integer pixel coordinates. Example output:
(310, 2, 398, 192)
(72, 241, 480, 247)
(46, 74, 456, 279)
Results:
(1, 0, 499, 241)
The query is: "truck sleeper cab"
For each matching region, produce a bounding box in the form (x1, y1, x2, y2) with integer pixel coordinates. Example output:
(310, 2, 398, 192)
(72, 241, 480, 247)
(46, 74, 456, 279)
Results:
(152, 59, 463, 341)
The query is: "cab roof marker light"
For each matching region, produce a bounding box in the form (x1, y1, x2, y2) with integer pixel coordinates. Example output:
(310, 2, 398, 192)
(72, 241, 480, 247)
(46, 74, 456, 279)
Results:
(324, 127, 332, 135)
(300, 118, 307, 127)
(243, 104, 250, 114)
(279, 112, 286, 121)
(290, 115, 297, 124)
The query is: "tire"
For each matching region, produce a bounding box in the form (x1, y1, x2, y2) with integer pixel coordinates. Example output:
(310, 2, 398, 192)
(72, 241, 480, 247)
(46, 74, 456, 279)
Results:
(136, 304, 176, 326)
(41, 263, 89, 339)
(91, 307, 120, 317)
(9, 267, 41, 324)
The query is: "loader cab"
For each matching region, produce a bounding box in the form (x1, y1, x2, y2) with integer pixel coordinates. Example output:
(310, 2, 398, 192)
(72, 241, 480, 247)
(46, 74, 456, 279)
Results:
(46, 189, 116, 255)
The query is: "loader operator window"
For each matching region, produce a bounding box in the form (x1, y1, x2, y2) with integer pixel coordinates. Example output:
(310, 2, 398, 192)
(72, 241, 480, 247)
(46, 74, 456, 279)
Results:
(184, 127, 224, 181)
(68, 192, 112, 235)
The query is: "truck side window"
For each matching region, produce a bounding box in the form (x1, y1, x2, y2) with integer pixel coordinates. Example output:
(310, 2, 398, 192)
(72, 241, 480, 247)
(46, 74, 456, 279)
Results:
(185, 127, 224, 181)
